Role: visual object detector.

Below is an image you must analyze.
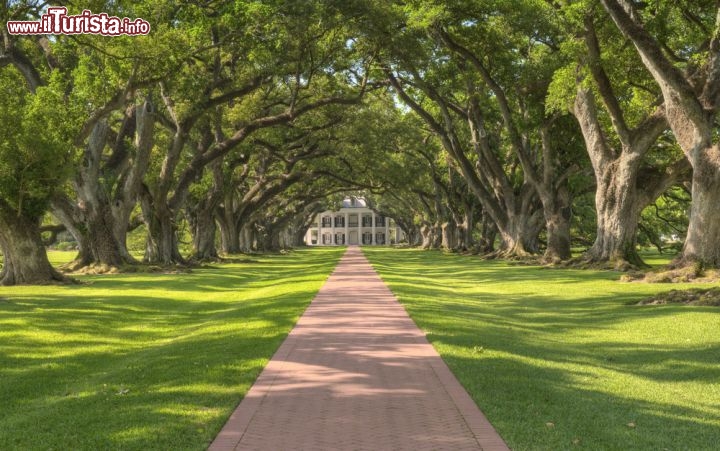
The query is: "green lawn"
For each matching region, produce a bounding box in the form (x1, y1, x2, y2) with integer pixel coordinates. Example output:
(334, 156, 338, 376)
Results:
(0, 247, 343, 450)
(363, 247, 720, 451)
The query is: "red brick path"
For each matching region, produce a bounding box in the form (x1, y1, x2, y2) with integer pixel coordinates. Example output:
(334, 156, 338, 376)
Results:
(209, 246, 509, 450)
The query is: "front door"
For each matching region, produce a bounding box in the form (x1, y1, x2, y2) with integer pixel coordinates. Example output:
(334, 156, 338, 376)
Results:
(349, 231, 359, 245)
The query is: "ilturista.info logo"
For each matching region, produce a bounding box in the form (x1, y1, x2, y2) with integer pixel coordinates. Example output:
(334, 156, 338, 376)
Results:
(7, 6, 150, 36)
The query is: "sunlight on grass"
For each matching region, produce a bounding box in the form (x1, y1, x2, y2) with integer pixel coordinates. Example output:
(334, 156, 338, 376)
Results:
(45, 250, 77, 266)
(364, 247, 720, 451)
(0, 247, 344, 450)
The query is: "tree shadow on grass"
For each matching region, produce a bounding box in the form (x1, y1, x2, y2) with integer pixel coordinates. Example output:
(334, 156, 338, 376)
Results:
(0, 248, 344, 450)
(363, 247, 720, 450)
(447, 352, 720, 450)
(0, 288, 319, 449)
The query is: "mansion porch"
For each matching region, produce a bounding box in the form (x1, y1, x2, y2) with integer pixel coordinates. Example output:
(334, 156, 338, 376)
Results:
(304, 198, 403, 246)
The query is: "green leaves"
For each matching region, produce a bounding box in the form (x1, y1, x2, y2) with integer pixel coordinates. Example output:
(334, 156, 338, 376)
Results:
(547, 64, 580, 114)
(0, 68, 78, 217)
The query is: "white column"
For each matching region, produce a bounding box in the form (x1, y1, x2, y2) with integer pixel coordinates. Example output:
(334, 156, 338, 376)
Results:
(313, 214, 319, 246)
(344, 212, 349, 245)
(331, 214, 336, 245)
(385, 220, 389, 245)
(371, 212, 376, 245)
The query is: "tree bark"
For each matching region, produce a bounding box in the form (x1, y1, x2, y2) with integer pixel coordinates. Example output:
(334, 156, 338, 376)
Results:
(683, 166, 720, 266)
(420, 223, 440, 249)
(572, 11, 684, 269)
(238, 223, 255, 253)
(542, 187, 572, 263)
(433, 28, 574, 260)
(110, 99, 155, 264)
(52, 101, 154, 271)
(68, 121, 127, 268)
(218, 214, 241, 254)
(141, 200, 184, 265)
(477, 212, 497, 254)
(499, 211, 541, 257)
(0, 211, 66, 285)
(600, 0, 720, 267)
(187, 203, 219, 260)
(586, 159, 645, 267)
(574, 87, 646, 267)
(457, 201, 475, 251)
(441, 221, 459, 251)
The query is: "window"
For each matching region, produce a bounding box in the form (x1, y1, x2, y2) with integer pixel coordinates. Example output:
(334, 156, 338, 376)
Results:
(362, 215, 373, 227)
(311, 230, 318, 245)
(335, 233, 345, 245)
(349, 214, 359, 227)
(375, 232, 385, 245)
(375, 216, 385, 227)
(322, 233, 332, 244)
(334, 216, 345, 227)
(362, 232, 372, 245)
(321, 216, 332, 227)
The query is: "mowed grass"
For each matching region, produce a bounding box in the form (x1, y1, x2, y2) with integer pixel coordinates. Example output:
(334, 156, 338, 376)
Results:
(363, 247, 720, 451)
(0, 247, 343, 450)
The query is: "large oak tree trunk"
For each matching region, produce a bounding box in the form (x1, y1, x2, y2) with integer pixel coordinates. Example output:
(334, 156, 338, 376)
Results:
(186, 163, 222, 261)
(573, 82, 672, 268)
(111, 200, 139, 264)
(143, 206, 184, 265)
(217, 189, 241, 254)
(66, 122, 128, 269)
(238, 223, 255, 253)
(478, 213, 497, 254)
(544, 210, 572, 262)
(295, 229, 308, 247)
(218, 216, 241, 254)
(84, 204, 125, 267)
(541, 183, 572, 262)
(420, 223, 436, 249)
(496, 210, 542, 257)
(259, 226, 282, 252)
(109, 99, 155, 265)
(600, 0, 720, 267)
(53, 198, 127, 270)
(586, 161, 644, 267)
(457, 203, 474, 251)
(0, 212, 65, 285)
(187, 203, 219, 261)
(388, 71, 540, 259)
(682, 162, 720, 266)
(441, 221, 459, 251)
(52, 104, 154, 271)
(280, 228, 295, 249)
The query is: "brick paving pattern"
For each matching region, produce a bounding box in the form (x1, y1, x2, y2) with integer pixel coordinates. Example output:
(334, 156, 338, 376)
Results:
(209, 246, 509, 451)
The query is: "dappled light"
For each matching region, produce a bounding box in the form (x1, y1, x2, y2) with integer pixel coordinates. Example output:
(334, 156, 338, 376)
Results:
(366, 248, 720, 450)
(0, 248, 343, 449)
(2, 0, 720, 449)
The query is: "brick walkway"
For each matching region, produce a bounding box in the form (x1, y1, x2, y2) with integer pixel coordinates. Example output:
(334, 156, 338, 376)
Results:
(209, 246, 509, 451)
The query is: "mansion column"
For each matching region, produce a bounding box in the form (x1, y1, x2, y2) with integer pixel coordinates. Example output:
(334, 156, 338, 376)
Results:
(371, 212, 376, 245)
(331, 215, 336, 245)
(317, 213, 325, 245)
(344, 212, 349, 245)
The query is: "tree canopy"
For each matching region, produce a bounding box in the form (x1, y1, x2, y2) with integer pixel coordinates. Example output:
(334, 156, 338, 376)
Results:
(1, 0, 718, 284)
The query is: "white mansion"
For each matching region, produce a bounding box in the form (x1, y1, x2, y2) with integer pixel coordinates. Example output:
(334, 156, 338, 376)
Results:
(304, 197, 404, 246)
